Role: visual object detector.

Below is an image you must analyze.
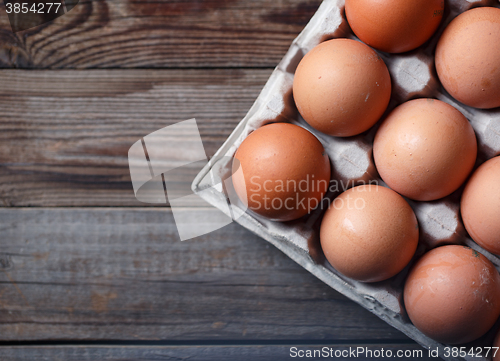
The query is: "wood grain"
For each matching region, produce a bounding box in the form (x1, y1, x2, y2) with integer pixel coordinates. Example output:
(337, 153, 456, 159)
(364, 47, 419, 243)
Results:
(0, 68, 271, 207)
(0, 207, 411, 342)
(0, 344, 432, 361)
(0, 0, 322, 69)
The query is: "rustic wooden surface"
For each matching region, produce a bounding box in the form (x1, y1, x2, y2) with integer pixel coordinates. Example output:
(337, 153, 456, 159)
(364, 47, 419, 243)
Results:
(0, 208, 408, 341)
(0, 69, 270, 207)
(0, 0, 428, 359)
(0, 0, 322, 68)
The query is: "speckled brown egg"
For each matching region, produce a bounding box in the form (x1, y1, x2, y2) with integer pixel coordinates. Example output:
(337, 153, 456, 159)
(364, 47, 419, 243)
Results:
(232, 123, 331, 221)
(320, 185, 418, 282)
(293, 38, 391, 137)
(404, 245, 500, 344)
(436, 7, 500, 109)
(461, 156, 500, 255)
(373, 98, 477, 201)
(345, 0, 444, 53)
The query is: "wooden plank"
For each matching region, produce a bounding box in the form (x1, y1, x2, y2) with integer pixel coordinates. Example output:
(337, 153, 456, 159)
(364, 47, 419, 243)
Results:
(0, 0, 321, 69)
(0, 207, 411, 341)
(0, 344, 433, 361)
(0, 68, 271, 207)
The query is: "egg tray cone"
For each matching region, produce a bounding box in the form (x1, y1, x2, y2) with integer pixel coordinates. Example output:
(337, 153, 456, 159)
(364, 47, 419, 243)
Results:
(192, 0, 500, 359)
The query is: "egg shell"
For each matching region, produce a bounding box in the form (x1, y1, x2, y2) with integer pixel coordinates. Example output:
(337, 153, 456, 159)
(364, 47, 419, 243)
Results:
(404, 245, 500, 344)
(345, 0, 444, 53)
(435, 7, 500, 109)
(373, 98, 477, 201)
(293, 38, 391, 137)
(320, 184, 418, 283)
(461, 156, 500, 255)
(232, 123, 331, 222)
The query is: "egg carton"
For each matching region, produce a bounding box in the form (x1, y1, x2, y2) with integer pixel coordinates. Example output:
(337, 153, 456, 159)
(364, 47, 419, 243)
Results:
(191, 0, 500, 360)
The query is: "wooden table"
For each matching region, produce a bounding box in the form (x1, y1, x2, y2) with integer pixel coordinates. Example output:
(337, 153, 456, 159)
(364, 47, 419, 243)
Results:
(0, 1, 431, 359)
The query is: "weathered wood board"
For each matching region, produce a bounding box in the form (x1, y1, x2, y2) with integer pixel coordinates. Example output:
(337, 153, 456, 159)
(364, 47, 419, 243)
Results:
(0, 207, 410, 342)
(0, 0, 321, 69)
(0, 69, 270, 207)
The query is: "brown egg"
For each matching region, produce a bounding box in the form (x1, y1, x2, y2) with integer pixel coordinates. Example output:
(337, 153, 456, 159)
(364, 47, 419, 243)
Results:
(404, 245, 500, 344)
(436, 7, 500, 109)
(373, 98, 477, 201)
(293, 38, 391, 137)
(320, 185, 418, 282)
(345, 0, 444, 53)
(461, 156, 500, 255)
(232, 123, 331, 221)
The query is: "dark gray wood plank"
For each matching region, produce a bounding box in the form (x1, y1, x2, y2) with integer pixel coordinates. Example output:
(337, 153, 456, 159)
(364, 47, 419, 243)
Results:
(0, 344, 433, 361)
(0, 207, 411, 342)
(0, 0, 321, 69)
(0, 68, 271, 207)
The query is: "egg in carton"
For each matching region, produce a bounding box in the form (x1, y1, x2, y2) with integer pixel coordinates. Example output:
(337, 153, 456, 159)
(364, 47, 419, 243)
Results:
(192, 0, 500, 359)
